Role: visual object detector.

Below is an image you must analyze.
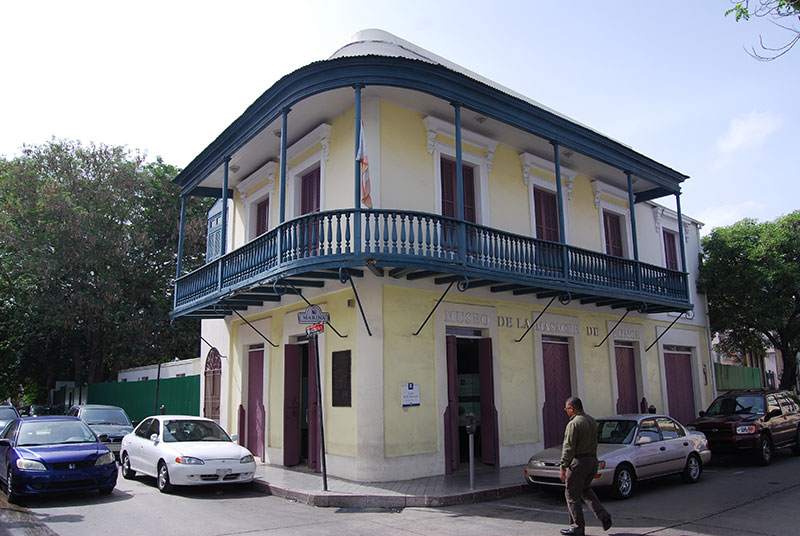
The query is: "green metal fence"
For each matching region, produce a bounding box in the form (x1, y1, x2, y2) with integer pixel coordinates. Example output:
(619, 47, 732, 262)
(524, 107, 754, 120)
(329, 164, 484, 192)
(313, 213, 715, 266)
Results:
(87, 376, 200, 423)
(714, 363, 762, 391)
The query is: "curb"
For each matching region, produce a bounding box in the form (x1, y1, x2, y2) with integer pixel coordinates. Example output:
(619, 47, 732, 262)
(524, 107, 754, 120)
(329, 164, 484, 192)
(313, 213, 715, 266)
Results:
(252, 478, 531, 508)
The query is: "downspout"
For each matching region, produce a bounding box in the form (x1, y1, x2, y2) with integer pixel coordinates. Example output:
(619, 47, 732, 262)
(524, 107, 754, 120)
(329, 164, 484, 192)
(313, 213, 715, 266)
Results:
(676, 193, 689, 298)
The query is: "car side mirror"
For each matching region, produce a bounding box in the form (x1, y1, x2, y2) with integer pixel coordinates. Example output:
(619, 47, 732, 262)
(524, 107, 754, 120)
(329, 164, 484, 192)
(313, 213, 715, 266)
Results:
(98, 434, 109, 442)
(230, 434, 239, 442)
(0, 439, 11, 447)
(149, 433, 159, 442)
(699, 410, 706, 418)
(766, 408, 782, 420)
(635, 436, 653, 446)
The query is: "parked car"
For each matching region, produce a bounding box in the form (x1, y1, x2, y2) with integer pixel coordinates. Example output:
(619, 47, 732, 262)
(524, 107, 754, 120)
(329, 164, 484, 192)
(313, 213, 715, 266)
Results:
(66, 404, 133, 456)
(0, 406, 20, 432)
(687, 389, 800, 465)
(120, 415, 256, 493)
(525, 414, 711, 499)
(0, 416, 117, 503)
(24, 404, 56, 417)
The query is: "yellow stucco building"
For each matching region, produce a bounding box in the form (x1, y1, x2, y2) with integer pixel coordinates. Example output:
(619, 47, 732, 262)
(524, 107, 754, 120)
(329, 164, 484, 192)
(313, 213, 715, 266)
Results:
(171, 30, 713, 482)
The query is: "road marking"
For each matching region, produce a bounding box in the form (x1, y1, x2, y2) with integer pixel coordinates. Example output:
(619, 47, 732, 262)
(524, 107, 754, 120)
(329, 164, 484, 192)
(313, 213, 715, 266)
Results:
(733, 471, 745, 475)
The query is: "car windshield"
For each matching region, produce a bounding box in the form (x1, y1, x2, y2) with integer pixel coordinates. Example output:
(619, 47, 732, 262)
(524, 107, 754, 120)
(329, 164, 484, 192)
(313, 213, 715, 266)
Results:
(162, 419, 231, 443)
(705, 395, 765, 416)
(597, 419, 637, 444)
(17, 420, 97, 446)
(0, 408, 17, 419)
(81, 408, 131, 426)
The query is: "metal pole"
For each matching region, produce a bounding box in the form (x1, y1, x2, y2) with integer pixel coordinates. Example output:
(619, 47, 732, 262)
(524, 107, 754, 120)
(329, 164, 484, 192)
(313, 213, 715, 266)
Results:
(469, 433, 475, 490)
(313, 335, 328, 491)
(626, 171, 642, 291)
(354, 85, 363, 254)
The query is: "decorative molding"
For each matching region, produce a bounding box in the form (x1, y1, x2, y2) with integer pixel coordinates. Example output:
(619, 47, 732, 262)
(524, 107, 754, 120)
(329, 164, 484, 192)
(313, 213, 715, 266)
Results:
(286, 123, 332, 163)
(591, 180, 629, 210)
(236, 161, 277, 198)
(423, 116, 498, 173)
(520, 152, 575, 199)
(653, 206, 665, 235)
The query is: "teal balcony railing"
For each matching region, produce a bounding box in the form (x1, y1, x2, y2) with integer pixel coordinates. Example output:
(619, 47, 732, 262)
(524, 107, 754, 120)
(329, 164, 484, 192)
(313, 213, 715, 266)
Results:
(173, 209, 690, 315)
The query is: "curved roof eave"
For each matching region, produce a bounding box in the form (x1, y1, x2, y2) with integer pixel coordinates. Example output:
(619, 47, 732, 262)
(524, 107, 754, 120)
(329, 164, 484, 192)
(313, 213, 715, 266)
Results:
(173, 55, 689, 195)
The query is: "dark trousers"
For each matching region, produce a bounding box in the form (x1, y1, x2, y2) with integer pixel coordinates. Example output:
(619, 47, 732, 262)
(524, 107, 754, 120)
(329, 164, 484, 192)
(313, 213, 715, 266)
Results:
(565, 457, 609, 534)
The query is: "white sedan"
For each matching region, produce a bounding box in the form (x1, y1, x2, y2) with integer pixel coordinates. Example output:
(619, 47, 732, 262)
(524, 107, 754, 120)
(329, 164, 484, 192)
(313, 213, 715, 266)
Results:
(120, 415, 256, 493)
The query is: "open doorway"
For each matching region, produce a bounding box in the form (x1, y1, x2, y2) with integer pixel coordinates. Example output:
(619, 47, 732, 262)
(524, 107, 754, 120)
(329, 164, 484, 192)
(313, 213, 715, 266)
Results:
(283, 339, 320, 471)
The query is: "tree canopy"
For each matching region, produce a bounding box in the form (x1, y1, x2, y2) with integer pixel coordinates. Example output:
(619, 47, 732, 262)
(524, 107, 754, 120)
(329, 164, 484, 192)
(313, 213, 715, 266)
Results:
(0, 140, 209, 402)
(726, 0, 800, 60)
(700, 211, 800, 389)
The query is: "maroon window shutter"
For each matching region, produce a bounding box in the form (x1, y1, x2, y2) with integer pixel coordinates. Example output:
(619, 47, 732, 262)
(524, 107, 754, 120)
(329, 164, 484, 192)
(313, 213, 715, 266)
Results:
(256, 198, 269, 236)
(663, 230, 679, 270)
(301, 168, 320, 215)
(534, 188, 559, 241)
(463, 165, 476, 223)
(604, 211, 624, 257)
(440, 159, 457, 218)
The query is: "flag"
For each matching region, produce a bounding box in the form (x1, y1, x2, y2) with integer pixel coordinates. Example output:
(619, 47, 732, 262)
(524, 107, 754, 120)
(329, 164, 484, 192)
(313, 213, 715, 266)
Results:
(356, 121, 373, 208)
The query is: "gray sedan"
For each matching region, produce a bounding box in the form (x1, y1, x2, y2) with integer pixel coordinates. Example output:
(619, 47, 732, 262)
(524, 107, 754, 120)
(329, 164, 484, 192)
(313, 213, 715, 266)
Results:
(524, 414, 711, 499)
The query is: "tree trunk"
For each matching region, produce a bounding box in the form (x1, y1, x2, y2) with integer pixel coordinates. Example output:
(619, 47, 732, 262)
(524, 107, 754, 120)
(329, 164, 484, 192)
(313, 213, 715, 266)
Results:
(779, 342, 798, 390)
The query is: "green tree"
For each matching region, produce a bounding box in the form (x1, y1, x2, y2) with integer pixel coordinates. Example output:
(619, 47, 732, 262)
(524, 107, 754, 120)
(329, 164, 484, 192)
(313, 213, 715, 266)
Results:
(0, 140, 209, 401)
(700, 211, 800, 389)
(726, 0, 800, 60)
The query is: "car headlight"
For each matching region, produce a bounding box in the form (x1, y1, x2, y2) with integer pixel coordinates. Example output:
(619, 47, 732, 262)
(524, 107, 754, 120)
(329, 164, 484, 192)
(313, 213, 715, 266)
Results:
(530, 460, 545, 468)
(736, 425, 757, 434)
(240, 454, 254, 464)
(95, 452, 115, 466)
(16, 458, 46, 471)
(175, 456, 205, 465)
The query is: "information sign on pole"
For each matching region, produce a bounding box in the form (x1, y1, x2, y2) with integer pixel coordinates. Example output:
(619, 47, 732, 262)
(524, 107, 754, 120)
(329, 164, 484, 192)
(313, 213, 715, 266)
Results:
(298, 305, 330, 324)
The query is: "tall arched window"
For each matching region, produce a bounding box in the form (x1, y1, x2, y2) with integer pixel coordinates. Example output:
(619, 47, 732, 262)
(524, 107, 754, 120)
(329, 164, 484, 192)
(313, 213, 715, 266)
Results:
(204, 348, 222, 422)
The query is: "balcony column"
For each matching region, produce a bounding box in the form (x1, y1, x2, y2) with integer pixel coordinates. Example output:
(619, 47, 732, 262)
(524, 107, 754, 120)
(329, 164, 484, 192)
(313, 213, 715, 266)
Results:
(551, 142, 568, 279)
(676, 192, 688, 270)
(353, 84, 363, 254)
(626, 171, 642, 291)
(174, 194, 187, 309)
(219, 157, 230, 291)
(453, 102, 466, 262)
(278, 108, 290, 267)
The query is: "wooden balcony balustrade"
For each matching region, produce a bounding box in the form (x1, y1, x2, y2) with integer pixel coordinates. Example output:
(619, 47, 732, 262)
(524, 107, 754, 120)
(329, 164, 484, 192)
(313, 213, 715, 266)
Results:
(173, 209, 690, 316)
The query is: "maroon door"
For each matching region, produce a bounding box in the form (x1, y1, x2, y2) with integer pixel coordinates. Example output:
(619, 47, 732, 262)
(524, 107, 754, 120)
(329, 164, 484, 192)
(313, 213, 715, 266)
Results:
(603, 211, 624, 257)
(615, 346, 638, 414)
(444, 336, 459, 473)
(247, 349, 265, 460)
(300, 168, 321, 256)
(477, 338, 499, 466)
(534, 188, 559, 241)
(283, 345, 302, 466)
(664, 352, 696, 425)
(307, 338, 320, 472)
(542, 339, 572, 448)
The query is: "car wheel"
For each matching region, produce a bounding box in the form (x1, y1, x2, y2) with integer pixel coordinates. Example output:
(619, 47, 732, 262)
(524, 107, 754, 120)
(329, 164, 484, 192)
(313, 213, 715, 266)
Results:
(157, 461, 173, 493)
(755, 435, 773, 466)
(791, 428, 800, 456)
(681, 453, 702, 483)
(5, 467, 20, 504)
(611, 464, 635, 500)
(98, 486, 115, 495)
(121, 452, 136, 480)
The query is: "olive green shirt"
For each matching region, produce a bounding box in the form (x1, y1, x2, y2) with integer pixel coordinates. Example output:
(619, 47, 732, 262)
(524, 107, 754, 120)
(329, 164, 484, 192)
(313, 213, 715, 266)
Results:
(559, 411, 598, 470)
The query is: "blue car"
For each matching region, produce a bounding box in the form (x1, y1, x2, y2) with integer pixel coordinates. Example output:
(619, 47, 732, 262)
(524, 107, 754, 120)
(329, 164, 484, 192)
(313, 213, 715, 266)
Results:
(0, 416, 118, 503)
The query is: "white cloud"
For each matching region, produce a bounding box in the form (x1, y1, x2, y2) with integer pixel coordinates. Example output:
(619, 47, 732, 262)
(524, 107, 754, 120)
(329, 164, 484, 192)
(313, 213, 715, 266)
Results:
(714, 111, 782, 168)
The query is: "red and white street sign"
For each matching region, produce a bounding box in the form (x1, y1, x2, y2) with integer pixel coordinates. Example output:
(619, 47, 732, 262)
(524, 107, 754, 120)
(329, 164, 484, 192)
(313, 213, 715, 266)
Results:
(306, 322, 325, 336)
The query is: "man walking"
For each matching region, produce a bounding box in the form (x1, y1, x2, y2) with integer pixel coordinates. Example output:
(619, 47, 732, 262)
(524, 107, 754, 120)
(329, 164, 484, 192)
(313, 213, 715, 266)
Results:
(558, 397, 612, 536)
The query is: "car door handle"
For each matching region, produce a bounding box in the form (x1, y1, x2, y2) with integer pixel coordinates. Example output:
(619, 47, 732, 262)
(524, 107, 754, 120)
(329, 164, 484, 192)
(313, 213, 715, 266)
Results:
(660, 446, 666, 451)
(683, 442, 689, 446)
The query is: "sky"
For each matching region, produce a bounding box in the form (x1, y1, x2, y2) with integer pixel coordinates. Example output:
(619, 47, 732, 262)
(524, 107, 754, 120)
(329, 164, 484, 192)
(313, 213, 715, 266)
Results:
(1, 1, 797, 233)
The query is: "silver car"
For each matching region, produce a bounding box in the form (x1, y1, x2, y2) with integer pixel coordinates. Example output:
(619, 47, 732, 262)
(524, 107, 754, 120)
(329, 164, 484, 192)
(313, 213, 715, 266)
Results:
(524, 414, 711, 499)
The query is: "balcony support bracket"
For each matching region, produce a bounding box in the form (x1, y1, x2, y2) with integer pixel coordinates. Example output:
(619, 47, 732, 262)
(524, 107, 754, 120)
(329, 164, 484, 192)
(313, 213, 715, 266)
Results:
(515, 295, 561, 343)
(228, 307, 279, 348)
(645, 312, 685, 352)
(594, 303, 646, 348)
(413, 277, 469, 336)
(340, 267, 372, 336)
(274, 279, 347, 338)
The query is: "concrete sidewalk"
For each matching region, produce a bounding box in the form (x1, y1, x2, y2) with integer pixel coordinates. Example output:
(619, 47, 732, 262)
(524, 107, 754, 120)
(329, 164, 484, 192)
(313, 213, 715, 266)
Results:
(251, 462, 531, 508)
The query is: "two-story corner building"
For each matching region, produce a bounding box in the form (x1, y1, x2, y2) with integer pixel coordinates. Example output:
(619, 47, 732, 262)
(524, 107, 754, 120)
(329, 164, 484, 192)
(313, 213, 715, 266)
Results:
(169, 30, 713, 482)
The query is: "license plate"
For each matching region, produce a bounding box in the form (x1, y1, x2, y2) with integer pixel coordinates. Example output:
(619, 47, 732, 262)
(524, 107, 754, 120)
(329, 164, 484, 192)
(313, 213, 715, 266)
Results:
(216, 468, 232, 477)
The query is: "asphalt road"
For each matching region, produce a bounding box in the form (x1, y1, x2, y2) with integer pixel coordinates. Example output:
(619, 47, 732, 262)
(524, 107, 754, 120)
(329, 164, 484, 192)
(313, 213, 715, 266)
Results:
(2, 449, 800, 536)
